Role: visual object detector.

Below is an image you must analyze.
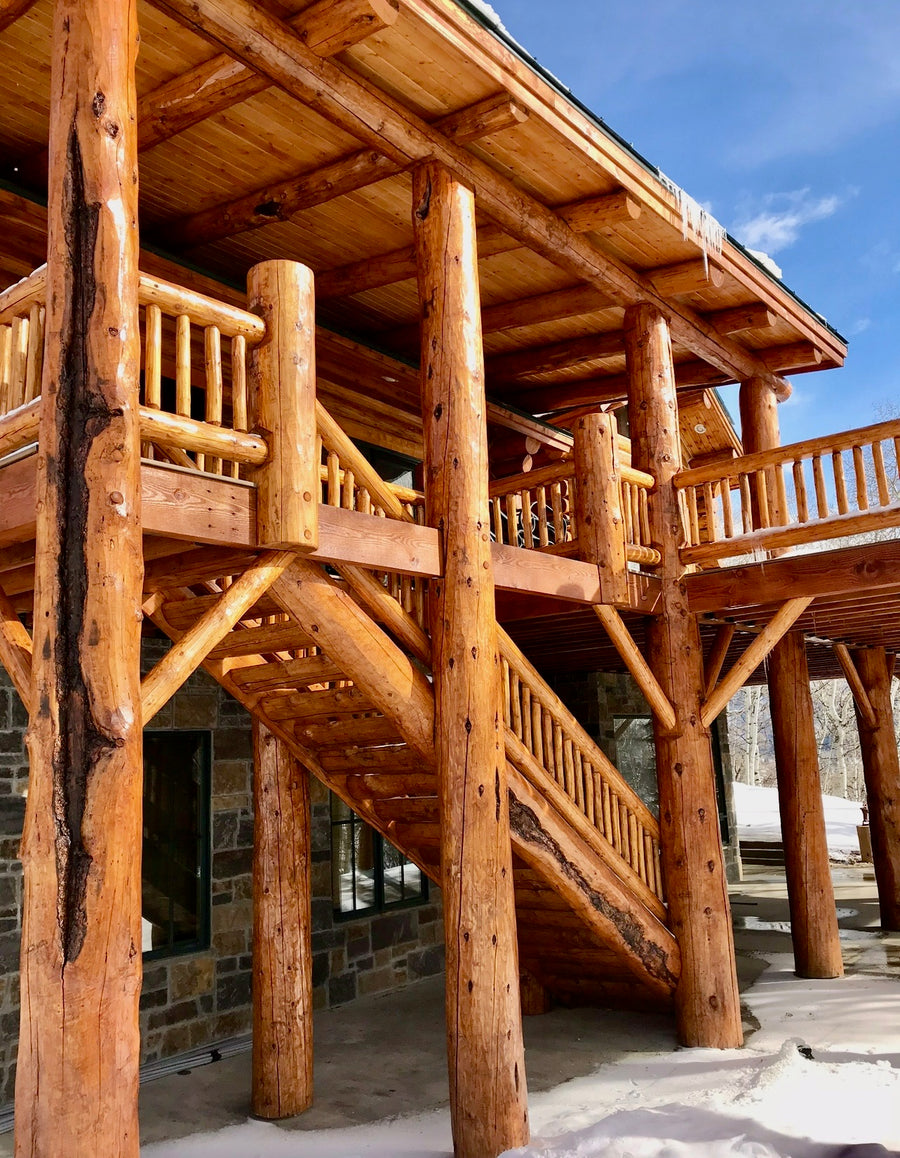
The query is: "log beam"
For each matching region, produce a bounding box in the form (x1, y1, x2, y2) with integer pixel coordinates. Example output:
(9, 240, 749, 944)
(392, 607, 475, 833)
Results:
(850, 646, 900, 929)
(487, 330, 625, 386)
(769, 631, 844, 977)
(0, 0, 37, 33)
(414, 160, 529, 1157)
(13, 0, 400, 188)
(150, 0, 782, 387)
(141, 550, 294, 723)
(625, 301, 742, 1050)
(161, 92, 527, 250)
(252, 721, 314, 1119)
(832, 643, 878, 731)
(592, 604, 676, 731)
(707, 302, 777, 336)
(700, 597, 814, 727)
(703, 624, 735, 699)
(0, 583, 32, 712)
(16, 0, 143, 1151)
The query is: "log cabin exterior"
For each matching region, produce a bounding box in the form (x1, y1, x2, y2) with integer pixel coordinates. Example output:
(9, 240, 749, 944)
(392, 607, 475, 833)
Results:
(0, 0, 898, 1154)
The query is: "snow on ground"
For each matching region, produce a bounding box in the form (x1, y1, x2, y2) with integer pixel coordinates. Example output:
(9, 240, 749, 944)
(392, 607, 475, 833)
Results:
(733, 780, 865, 860)
(143, 955, 900, 1157)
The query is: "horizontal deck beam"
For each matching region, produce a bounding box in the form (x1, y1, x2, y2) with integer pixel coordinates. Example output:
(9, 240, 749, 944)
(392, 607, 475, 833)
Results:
(0, 458, 656, 609)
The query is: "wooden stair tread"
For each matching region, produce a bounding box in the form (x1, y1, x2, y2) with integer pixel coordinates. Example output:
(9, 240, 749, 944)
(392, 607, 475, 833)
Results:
(261, 685, 374, 722)
(229, 654, 344, 691)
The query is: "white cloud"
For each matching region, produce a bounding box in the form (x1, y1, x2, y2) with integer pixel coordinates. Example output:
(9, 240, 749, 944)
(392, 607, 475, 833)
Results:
(731, 189, 847, 254)
(848, 318, 872, 336)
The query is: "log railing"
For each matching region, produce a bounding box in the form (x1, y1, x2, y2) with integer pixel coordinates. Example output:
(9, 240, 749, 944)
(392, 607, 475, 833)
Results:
(0, 265, 269, 474)
(488, 457, 659, 566)
(499, 628, 665, 910)
(675, 418, 900, 565)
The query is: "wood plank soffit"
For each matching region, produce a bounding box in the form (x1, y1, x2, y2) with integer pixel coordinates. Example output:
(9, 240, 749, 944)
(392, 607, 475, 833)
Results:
(147, 0, 777, 381)
(159, 92, 529, 250)
(0, 0, 37, 34)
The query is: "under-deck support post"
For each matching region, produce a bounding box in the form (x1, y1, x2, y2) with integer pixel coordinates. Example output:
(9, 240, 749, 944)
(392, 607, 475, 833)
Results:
(16, 0, 143, 1152)
(413, 160, 529, 1158)
(625, 303, 742, 1049)
(252, 721, 314, 1117)
(740, 374, 842, 971)
(849, 646, 900, 929)
(768, 633, 844, 976)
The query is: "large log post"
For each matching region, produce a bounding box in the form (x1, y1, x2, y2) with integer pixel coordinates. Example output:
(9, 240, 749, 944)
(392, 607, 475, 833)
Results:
(849, 646, 900, 929)
(625, 303, 742, 1049)
(247, 260, 318, 551)
(573, 411, 628, 605)
(16, 0, 143, 1153)
(739, 375, 842, 974)
(768, 633, 844, 976)
(252, 721, 314, 1118)
(413, 160, 529, 1158)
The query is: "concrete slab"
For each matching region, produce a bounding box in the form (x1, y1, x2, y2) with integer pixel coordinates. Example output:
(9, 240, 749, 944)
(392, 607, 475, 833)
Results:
(1, 862, 896, 1154)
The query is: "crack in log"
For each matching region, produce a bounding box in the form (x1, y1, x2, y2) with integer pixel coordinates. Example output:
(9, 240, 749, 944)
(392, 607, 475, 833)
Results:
(49, 121, 121, 964)
(509, 795, 677, 989)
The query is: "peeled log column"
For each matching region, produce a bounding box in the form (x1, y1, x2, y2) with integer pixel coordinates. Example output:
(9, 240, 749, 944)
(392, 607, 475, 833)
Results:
(768, 632, 843, 976)
(16, 0, 143, 1153)
(573, 411, 628, 605)
(625, 303, 742, 1049)
(850, 646, 900, 929)
(252, 721, 313, 1118)
(413, 161, 529, 1158)
(742, 374, 841, 973)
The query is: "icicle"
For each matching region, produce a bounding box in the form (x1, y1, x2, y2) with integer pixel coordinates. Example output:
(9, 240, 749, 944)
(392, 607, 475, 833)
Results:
(657, 171, 725, 276)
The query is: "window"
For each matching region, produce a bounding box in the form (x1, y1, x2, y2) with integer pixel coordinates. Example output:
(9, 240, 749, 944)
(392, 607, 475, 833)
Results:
(331, 794, 427, 918)
(142, 730, 211, 958)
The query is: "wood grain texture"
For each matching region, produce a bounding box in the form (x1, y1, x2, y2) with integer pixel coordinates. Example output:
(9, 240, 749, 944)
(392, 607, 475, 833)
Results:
(573, 411, 628, 605)
(625, 302, 742, 1050)
(248, 261, 318, 550)
(851, 646, 900, 930)
(252, 721, 314, 1119)
(16, 0, 143, 1152)
(768, 631, 843, 977)
(414, 161, 529, 1158)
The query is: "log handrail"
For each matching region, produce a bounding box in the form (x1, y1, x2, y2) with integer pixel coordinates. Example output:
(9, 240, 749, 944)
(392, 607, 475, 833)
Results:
(0, 265, 267, 478)
(498, 625, 665, 907)
(488, 455, 660, 565)
(675, 416, 900, 565)
(675, 417, 900, 488)
(317, 400, 426, 522)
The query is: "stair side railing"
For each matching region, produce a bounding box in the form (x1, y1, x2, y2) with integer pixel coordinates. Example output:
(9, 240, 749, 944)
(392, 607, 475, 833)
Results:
(498, 626, 665, 913)
(675, 417, 900, 565)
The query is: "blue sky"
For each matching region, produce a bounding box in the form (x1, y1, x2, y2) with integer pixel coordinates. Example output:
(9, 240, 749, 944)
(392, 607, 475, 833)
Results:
(489, 0, 900, 443)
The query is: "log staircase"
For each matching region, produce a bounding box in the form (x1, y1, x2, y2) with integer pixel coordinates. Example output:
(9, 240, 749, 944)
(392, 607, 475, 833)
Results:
(147, 549, 680, 1009)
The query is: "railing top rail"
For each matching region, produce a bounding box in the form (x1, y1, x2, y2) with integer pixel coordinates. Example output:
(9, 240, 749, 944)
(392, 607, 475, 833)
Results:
(676, 416, 900, 489)
(0, 265, 46, 324)
(138, 274, 264, 341)
(489, 460, 575, 498)
(0, 265, 265, 342)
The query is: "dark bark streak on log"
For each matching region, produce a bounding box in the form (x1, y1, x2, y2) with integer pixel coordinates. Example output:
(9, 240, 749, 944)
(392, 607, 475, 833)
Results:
(50, 121, 121, 964)
(509, 794, 677, 989)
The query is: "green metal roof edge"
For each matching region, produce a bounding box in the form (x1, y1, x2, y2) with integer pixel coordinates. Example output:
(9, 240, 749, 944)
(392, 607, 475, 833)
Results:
(450, 0, 847, 347)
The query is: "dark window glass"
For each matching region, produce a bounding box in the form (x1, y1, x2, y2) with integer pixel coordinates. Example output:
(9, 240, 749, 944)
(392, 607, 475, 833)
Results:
(331, 793, 426, 918)
(142, 730, 211, 958)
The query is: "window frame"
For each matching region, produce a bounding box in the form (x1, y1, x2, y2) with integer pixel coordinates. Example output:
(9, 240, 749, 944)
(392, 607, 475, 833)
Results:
(142, 728, 212, 961)
(330, 794, 428, 921)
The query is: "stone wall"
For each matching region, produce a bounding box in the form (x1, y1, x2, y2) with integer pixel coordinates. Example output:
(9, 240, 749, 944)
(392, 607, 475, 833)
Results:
(0, 638, 444, 1109)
